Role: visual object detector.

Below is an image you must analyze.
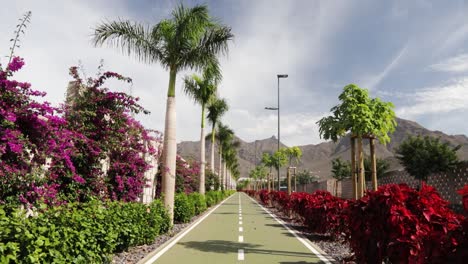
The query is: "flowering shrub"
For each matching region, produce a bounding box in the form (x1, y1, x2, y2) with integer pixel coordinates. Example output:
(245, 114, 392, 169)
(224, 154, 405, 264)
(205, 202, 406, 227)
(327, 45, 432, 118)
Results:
(290, 190, 349, 236)
(0, 57, 160, 205)
(1, 57, 80, 205)
(65, 66, 160, 202)
(345, 183, 465, 263)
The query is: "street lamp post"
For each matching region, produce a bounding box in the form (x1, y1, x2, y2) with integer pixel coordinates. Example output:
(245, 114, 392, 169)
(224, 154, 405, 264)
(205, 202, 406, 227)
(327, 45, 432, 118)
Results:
(265, 74, 288, 191)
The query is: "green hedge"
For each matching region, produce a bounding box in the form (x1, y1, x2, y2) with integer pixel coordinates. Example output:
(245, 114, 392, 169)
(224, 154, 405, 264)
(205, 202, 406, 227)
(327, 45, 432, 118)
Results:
(0, 191, 235, 263)
(188, 193, 207, 215)
(174, 193, 195, 223)
(0, 199, 170, 263)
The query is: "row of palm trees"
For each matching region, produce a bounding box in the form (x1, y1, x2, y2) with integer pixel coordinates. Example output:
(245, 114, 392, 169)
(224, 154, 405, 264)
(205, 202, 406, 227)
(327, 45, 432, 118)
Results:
(92, 4, 239, 224)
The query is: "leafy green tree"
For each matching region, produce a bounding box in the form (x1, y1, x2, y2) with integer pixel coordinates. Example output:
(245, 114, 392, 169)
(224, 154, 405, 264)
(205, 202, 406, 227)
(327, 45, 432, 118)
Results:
(261, 152, 274, 191)
(272, 149, 288, 190)
(206, 98, 229, 173)
(93, 4, 233, 223)
(249, 165, 268, 190)
(317, 84, 396, 198)
(205, 169, 220, 191)
(331, 158, 351, 196)
(283, 146, 303, 193)
(284, 146, 302, 167)
(331, 158, 351, 181)
(396, 135, 460, 184)
(364, 157, 390, 181)
(296, 170, 318, 185)
(183, 68, 219, 195)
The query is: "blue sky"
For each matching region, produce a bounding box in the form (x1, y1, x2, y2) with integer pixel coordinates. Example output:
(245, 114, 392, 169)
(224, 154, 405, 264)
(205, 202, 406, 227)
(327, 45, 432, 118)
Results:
(1, 0, 468, 146)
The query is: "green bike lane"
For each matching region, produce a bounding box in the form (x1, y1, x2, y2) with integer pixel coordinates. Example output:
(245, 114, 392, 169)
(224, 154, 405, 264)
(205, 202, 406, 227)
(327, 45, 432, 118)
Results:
(143, 192, 332, 264)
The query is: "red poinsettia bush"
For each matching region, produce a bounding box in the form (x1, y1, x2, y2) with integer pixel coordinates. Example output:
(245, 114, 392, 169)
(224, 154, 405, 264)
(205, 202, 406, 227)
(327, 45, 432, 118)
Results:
(289, 191, 349, 237)
(244, 190, 256, 197)
(258, 190, 270, 205)
(269, 191, 290, 211)
(345, 183, 465, 263)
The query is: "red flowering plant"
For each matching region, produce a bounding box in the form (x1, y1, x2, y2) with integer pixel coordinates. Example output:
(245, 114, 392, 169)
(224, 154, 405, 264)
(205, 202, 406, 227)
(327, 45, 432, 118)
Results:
(345, 183, 465, 264)
(258, 189, 270, 205)
(289, 190, 349, 237)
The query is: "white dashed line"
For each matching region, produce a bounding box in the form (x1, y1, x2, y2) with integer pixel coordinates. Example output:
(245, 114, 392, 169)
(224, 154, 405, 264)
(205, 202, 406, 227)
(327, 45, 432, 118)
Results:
(239, 227, 243, 232)
(239, 221, 242, 225)
(238, 249, 245, 260)
(239, 235, 244, 242)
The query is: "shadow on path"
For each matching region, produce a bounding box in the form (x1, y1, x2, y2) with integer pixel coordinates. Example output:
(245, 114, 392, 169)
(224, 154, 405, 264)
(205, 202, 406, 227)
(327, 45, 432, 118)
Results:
(179, 240, 317, 258)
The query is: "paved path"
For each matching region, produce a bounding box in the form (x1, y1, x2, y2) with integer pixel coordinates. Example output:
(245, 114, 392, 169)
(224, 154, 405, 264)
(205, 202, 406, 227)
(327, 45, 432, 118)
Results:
(146, 192, 331, 264)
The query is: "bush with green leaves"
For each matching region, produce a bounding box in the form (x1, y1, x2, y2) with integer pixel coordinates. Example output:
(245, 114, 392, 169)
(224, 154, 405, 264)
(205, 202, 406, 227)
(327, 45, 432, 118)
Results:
(0, 199, 170, 263)
(174, 193, 195, 223)
(188, 193, 207, 215)
(396, 135, 460, 183)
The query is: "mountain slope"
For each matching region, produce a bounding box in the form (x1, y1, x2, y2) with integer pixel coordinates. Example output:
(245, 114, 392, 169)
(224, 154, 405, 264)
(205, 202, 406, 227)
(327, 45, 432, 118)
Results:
(177, 118, 468, 179)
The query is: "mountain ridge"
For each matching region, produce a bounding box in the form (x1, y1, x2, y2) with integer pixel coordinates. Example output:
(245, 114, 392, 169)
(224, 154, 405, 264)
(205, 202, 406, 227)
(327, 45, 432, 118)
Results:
(177, 118, 468, 179)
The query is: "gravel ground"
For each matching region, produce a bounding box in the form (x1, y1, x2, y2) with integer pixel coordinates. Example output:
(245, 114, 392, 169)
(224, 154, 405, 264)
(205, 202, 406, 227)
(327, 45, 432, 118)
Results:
(111, 213, 204, 264)
(266, 206, 355, 264)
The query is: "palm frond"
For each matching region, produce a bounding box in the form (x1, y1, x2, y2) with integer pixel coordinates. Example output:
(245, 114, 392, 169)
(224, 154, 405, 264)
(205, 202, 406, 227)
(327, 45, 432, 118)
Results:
(207, 97, 229, 127)
(93, 19, 161, 64)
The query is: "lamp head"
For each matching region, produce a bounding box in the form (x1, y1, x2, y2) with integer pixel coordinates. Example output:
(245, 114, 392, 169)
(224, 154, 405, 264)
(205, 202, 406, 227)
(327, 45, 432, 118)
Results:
(277, 74, 288, 78)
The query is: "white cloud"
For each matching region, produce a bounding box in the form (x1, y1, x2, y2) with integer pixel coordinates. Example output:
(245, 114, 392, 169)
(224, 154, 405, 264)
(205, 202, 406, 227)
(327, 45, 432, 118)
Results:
(429, 53, 468, 73)
(397, 78, 468, 118)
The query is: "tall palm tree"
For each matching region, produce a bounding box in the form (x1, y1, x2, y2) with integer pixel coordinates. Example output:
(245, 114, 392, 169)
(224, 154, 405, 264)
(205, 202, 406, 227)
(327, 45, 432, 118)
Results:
(206, 98, 229, 172)
(215, 123, 233, 188)
(223, 139, 240, 190)
(183, 68, 218, 195)
(93, 4, 233, 222)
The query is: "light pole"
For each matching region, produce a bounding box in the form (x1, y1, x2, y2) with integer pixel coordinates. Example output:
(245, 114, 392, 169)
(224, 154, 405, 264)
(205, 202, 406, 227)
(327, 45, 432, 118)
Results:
(265, 74, 288, 190)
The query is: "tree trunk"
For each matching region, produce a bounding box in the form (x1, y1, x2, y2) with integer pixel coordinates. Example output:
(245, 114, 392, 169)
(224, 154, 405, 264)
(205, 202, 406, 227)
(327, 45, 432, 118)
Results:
(211, 126, 215, 172)
(224, 162, 227, 190)
(357, 137, 365, 199)
(162, 70, 177, 224)
(219, 148, 222, 190)
(370, 138, 378, 191)
(199, 106, 206, 195)
(351, 137, 357, 200)
(287, 168, 291, 195)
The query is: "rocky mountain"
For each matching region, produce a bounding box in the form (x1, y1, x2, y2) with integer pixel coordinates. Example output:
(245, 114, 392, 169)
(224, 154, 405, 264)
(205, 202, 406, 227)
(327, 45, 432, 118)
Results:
(177, 118, 468, 180)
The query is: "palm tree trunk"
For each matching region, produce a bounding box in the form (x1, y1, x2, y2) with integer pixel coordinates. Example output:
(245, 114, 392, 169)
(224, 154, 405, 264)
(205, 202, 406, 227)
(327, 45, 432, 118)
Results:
(162, 68, 177, 224)
(211, 126, 215, 172)
(224, 162, 227, 190)
(370, 138, 378, 191)
(219, 148, 222, 190)
(199, 105, 206, 195)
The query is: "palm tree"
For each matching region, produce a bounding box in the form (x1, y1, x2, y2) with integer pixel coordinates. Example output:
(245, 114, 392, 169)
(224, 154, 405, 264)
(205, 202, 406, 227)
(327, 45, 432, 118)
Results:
(215, 123, 233, 188)
(93, 4, 233, 222)
(183, 68, 219, 195)
(206, 98, 229, 173)
(222, 137, 240, 190)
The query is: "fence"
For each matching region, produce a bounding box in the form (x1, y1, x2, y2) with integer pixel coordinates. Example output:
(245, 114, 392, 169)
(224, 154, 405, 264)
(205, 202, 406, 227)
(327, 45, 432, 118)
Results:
(296, 164, 468, 206)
